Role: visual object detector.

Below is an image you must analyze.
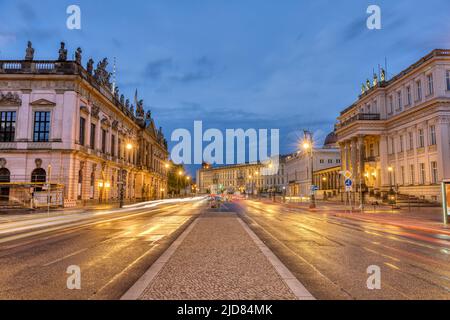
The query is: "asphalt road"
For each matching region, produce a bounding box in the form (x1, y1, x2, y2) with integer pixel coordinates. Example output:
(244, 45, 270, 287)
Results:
(0, 200, 206, 300)
(230, 200, 450, 300)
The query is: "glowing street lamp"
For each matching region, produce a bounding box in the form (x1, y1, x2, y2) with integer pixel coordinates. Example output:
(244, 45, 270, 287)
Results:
(126, 143, 133, 150)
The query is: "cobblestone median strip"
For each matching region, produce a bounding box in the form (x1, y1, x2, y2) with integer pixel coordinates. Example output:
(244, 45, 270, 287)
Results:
(122, 212, 314, 300)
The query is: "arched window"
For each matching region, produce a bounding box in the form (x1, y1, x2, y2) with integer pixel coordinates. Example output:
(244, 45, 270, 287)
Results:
(0, 168, 11, 201)
(31, 168, 46, 192)
(90, 172, 95, 199)
(77, 170, 83, 200)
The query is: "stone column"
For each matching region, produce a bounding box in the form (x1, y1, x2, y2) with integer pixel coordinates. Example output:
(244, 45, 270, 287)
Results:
(351, 139, 358, 180)
(436, 118, 450, 180)
(379, 134, 389, 189)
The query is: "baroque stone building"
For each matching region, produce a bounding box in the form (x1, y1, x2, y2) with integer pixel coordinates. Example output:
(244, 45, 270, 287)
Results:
(0, 42, 169, 207)
(336, 49, 450, 202)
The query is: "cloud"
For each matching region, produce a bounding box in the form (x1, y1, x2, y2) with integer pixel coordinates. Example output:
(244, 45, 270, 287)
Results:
(144, 58, 173, 80)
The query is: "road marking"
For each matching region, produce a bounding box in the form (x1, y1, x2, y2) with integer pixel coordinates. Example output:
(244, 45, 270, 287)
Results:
(42, 248, 89, 267)
(237, 218, 315, 300)
(120, 218, 200, 300)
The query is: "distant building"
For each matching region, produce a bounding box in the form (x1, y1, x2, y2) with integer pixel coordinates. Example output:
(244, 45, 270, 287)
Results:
(336, 49, 450, 203)
(0, 42, 169, 207)
(196, 156, 288, 195)
(285, 131, 341, 198)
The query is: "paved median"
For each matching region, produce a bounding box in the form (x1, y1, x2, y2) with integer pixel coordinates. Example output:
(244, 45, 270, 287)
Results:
(122, 211, 314, 300)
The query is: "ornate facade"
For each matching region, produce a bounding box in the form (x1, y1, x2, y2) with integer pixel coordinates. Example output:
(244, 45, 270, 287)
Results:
(336, 49, 450, 203)
(0, 42, 169, 207)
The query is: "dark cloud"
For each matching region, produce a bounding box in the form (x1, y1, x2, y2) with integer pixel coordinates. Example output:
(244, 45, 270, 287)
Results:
(341, 16, 368, 42)
(144, 58, 174, 80)
(171, 56, 215, 84)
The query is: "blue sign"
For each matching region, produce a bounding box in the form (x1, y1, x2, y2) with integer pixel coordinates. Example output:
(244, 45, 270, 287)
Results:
(345, 179, 353, 187)
(311, 185, 319, 191)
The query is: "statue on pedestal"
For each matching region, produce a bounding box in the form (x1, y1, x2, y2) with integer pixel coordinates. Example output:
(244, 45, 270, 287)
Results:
(75, 47, 82, 64)
(87, 59, 94, 75)
(25, 41, 34, 61)
(58, 42, 68, 61)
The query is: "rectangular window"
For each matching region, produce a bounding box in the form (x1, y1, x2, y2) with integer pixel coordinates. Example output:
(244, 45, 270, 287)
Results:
(79, 117, 86, 146)
(400, 166, 405, 186)
(101, 129, 107, 153)
(427, 74, 434, 95)
(388, 96, 393, 114)
(399, 135, 404, 152)
(118, 138, 122, 159)
(430, 125, 436, 146)
(328, 159, 333, 164)
(410, 165, 415, 185)
(111, 134, 116, 157)
(390, 137, 395, 154)
(336, 159, 341, 164)
(418, 129, 425, 148)
(419, 163, 426, 185)
(397, 91, 402, 110)
(447, 71, 450, 91)
(416, 80, 422, 101)
(0, 111, 16, 142)
(90, 123, 96, 149)
(431, 161, 438, 184)
(406, 86, 412, 105)
(33, 111, 50, 142)
(409, 132, 414, 150)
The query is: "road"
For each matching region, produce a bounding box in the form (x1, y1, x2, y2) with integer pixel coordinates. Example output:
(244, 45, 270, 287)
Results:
(1, 197, 449, 300)
(230, 200, 450, 300)
(0, 199, 206, 300)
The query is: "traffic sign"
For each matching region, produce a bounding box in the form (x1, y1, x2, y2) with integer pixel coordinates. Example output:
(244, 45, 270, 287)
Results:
(345, 179, 353, 187)
(341, 170, 352, 180)
(311, 185, 319, 191)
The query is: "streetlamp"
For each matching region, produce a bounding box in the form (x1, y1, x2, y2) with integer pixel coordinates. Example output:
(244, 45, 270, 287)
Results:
(119, 143, 133, 208)
(302, 136, 316, 209)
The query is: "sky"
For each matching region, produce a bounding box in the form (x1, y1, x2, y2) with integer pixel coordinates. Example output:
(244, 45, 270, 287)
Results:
(1, 0, 450, 174)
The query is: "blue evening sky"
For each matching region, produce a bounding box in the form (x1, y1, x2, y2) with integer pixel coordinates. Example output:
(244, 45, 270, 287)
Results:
(1, 0, 450, 173)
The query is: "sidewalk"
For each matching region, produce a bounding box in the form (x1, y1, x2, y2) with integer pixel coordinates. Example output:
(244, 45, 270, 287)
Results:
(122, 211, 314, 300)
(258, 199, 450, 236)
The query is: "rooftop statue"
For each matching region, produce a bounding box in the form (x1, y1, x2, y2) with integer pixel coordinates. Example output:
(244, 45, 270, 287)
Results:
(87, 59, 94, 75)
(75, 47, 82, 64)
(120, 94, 125, 105)
(25, 41, 34, 61)
(94, 58, 112, 87)
(380, 68, 386, 82)
(136, 99, 145, 118)
(373, 73, 378, 87)
(58, 42, 68, 61)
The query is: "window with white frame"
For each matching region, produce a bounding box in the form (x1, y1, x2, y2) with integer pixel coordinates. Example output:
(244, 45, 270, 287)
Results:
(416, 80, 422, 101)
(418, 129, 425, 148)
(388, 96, 394, 114)
(408, 132, 414, 150)
(400, 166, 405, 186)
(447, 70, 450, 91)
(431, 161, 438, 184)
(430, 125, 436, 145)
(397, 91, 402, 110)
(409, 164, 415, 185)
(406, 86, 412, 105)
(389, 137, 395, 154)
(419, 163, 426, 185)
(427, 73, 434, 95)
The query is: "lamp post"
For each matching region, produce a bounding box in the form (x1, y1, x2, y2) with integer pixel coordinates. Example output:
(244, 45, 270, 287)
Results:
(303, 138, 316, 209)
(119, 143, 133, 208)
